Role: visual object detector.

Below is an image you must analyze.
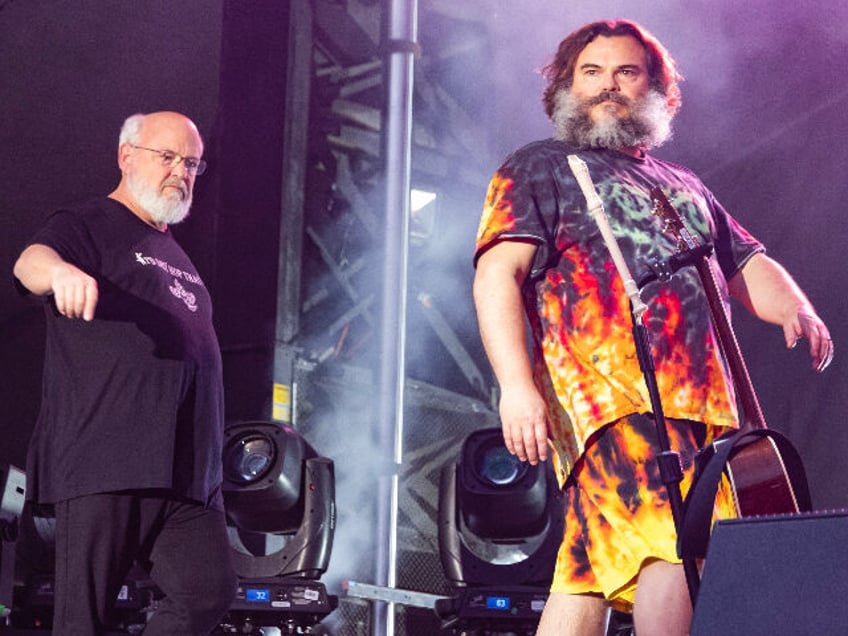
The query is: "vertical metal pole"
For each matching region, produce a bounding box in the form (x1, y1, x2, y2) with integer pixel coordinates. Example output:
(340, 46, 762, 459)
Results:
(373, 0, 417, 635)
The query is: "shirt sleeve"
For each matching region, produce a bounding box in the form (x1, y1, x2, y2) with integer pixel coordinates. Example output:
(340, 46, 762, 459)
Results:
(474, 145, 563, 278)
(706, 190, 765, 281)
(28, 208, 102, 276)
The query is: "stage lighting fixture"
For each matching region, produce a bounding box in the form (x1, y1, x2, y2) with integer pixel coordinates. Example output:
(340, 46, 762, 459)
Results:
(438, 427, 564, 588)
(0, 464, 25, 531)
(10, 426, 337, 632)
(0, 464, 26, 612)
(222, 421, 336, 580)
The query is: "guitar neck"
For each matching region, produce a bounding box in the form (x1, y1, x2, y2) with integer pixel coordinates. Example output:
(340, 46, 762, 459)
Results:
(694, 254, 767, 430)
(649, 186, 767, 431)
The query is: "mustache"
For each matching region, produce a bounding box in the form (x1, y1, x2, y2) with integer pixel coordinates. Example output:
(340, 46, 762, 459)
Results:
(588, 91, 631, 107)
(162, 178, 189, 198)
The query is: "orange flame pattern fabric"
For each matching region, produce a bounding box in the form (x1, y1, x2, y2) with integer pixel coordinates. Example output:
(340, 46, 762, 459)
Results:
(475, 141, 764, 484)
(550, 415, 737, 609)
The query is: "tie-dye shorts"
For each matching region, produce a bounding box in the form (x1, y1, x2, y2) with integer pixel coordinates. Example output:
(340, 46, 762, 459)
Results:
(550, 413, 734, 611)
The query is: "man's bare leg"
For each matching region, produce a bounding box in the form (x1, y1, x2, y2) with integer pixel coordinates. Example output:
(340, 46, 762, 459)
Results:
(633, 559, 692, 636)
(536, 592, 609, 636)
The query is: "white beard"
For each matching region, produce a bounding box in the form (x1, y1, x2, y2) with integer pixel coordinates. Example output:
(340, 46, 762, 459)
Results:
(126, 171, 192, 226)
(552, 88, 673, 150)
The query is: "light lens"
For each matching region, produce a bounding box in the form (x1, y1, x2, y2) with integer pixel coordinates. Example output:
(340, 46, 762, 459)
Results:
(476, 444, 526, 486)
(224, 433, 276, 484)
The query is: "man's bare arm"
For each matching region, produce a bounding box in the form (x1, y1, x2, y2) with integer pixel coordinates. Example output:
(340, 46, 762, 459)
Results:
(474, 240, 549, 463)
(14, 244, 98, 321)
(729, 252, 833, 372)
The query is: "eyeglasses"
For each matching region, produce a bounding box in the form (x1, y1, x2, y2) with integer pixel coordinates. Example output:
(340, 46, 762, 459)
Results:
(130, 145, 207, 176)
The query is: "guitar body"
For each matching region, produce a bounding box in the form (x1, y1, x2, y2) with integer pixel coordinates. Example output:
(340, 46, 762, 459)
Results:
(650, 187, 805, 519)
(724, 436, 800, 516)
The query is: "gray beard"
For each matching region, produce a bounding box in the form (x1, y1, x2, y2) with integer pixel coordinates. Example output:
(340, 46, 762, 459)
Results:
(127, 171, 192, 226)
(551, 88, 673, 150)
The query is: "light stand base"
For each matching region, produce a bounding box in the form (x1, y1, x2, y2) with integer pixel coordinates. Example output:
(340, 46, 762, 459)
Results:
(434, 585, 548, 633)
(220, 578, 337, 632)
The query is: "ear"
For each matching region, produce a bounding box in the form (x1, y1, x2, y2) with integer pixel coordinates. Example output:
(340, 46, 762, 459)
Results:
(117, 143, 133, 171)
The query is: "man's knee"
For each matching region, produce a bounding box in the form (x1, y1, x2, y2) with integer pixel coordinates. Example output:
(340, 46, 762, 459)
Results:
(633, 560, 691, 636)
(537, 592, 609, 636)
(146, 566, 237, 634)
(202, 571, 238, 608)
(185, 565, 238, 628)
(149, 586, 236, 634)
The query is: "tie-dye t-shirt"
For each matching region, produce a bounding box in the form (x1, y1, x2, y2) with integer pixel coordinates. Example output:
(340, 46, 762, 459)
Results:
(474, 140, 764, 481)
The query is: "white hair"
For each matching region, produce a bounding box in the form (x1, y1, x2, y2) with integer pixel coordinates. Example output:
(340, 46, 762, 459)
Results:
(118, 113, 146, 147)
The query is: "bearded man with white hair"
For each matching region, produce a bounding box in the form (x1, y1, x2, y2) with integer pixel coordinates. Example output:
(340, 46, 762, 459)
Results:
(473, 19, 833, 636)
(14, 111, 236, 634)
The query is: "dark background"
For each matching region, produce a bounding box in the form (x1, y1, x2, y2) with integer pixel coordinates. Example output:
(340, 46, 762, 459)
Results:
(1, 0, 846, 627)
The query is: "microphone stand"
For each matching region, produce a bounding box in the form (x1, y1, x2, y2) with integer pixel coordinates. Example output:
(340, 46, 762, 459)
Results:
(566, 154, 701, 607)
(632, 247, 714, 607)
(627, 285, 700, 607)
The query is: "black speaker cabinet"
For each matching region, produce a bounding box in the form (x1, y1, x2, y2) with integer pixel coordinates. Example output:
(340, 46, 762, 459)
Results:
(691, 510, 848, 635)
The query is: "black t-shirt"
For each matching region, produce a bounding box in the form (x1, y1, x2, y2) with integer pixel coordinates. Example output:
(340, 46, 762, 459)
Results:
(22, 197, 224, 509)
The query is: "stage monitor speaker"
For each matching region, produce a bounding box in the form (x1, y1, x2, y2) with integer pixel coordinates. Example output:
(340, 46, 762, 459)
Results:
(691, 510, 848, 636)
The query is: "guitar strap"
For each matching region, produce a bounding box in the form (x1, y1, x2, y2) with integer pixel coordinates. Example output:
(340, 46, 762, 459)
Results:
(564, 161, 814, 570)
(678, 429, 812, 559)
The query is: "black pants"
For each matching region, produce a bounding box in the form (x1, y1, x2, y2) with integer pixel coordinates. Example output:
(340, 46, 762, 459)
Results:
(53, 491, 237, 635)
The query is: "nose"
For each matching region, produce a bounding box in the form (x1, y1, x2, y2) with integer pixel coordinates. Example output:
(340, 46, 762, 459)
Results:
(600, 70, 620, 92)
(170, 158, 191, 180)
